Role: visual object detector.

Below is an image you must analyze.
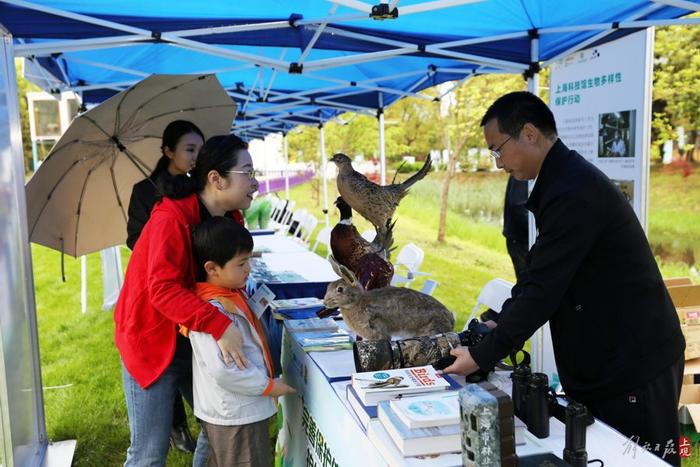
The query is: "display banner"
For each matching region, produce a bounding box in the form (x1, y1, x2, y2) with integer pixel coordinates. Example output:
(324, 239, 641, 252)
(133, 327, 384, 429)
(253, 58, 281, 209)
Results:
(549, 29, 654, 230)
(535, 29, 654, 379)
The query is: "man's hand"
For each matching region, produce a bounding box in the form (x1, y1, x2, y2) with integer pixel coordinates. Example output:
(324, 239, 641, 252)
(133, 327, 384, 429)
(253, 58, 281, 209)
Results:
(216, 323, 248, 369)
(442, 346, 480, 376)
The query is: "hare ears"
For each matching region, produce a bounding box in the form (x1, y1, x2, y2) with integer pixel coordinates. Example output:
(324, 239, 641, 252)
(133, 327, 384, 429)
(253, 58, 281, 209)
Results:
(328, 255, 362, 288)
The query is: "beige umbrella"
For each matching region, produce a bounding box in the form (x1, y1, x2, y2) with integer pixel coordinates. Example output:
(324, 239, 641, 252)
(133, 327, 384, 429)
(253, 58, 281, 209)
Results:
(26, 74, 236, 258)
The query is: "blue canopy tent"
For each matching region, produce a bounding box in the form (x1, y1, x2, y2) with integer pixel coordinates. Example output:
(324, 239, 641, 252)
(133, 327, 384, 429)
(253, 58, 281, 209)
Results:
(1, 1, 700, 465)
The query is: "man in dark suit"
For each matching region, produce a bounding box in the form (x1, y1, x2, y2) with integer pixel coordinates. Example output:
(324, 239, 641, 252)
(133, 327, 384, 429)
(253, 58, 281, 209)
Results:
(444, 91, 685, 466)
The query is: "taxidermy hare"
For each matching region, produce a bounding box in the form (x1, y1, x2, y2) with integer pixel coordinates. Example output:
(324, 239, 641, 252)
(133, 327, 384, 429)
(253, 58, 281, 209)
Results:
(324, 256, 455, 340)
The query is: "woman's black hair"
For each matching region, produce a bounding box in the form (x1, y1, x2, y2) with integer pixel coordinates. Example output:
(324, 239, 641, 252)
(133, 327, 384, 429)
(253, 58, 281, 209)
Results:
(191, 216, 253, 282)
(150, 120, 205, 198)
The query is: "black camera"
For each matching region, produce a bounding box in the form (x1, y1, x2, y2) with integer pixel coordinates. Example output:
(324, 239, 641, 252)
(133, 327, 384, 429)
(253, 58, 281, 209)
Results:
(352, 319, 493, 374)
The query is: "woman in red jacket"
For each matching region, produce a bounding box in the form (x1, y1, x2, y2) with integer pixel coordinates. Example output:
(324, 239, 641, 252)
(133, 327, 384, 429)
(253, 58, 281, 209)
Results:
(115, 133, 258, 466)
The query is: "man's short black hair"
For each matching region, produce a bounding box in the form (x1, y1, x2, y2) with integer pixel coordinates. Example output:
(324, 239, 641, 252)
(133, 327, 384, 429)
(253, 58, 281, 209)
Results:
(191, 217, 254, 282)
(480, 91, 557, 138)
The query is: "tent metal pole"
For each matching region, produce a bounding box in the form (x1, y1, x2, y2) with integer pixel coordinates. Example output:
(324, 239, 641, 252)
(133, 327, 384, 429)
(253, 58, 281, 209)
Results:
(61, 56, 150, 78)
(241, 67, 264, 114)
(378, 103, 386, 186)
(527, 33, 542, 373)
(298, 4, 338, 64)
(425, 46, 529, 71)
(303, 47, 418, 72)
(319, 125, 330, 228)
(304, 73, 434, 100)
(321, 25, 417, 49)
(651, 0, 700, 12)
(283, 134, 290, 199)
(432, 31, 529, 49)
(169, 20, 293, 38)
(0, 27, 50, 465)
(267, 84, 348, 103)
(261, 49, 287, 101)
(14, 36, 145, 57)
(543, 3, 664, 66)
(71, 80, 139, 92)
(4, 0, 148, 35)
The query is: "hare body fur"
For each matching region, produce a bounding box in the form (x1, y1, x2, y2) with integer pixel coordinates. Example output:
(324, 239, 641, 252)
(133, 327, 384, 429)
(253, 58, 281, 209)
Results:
(323, 279, 455, 340)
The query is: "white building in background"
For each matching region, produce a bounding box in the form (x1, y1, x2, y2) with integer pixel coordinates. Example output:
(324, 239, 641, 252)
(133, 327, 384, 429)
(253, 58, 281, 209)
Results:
(26, 91, 80, 171)
(248, 133, 284, 174)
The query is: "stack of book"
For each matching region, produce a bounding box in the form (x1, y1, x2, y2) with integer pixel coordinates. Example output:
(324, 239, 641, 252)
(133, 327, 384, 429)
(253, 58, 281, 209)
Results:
(347, 365, 465, 460)
(284, 318, 352, 352)
(270, 297, 325, 319)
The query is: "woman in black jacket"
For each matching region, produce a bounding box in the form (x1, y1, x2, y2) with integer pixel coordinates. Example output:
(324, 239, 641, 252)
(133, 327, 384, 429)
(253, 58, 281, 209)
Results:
(125, 119, 205, 453)
(126, 120, 205, 250)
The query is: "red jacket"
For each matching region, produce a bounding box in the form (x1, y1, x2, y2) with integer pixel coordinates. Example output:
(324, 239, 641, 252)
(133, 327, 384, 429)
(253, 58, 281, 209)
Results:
(115, 193, 244, 388)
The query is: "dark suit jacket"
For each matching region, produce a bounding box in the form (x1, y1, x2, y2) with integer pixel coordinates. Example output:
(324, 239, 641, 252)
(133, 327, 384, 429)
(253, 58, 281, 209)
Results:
(471, 139, 684, 403)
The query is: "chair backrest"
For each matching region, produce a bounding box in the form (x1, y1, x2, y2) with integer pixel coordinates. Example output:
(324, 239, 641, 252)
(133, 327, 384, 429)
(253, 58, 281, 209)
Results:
(464, 278, 514, 329)
(270, 198, 284, 220)
(360, 230, 375, 242)
(420, 279, 439, 296)
(272, 198, 287, 222)
(300, 216, 319, 243)
(395, 243, 424, 273)
(288, 209, 307, 236)
(312, 226, 332, 255)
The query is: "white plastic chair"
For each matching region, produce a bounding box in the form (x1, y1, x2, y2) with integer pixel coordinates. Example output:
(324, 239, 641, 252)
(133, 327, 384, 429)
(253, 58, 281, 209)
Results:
(390, 243, 427, 287)
(360, 229, 376, 243)
(463, 278, 514, 330)
(298, 215, 318, 245)
(312, 226, 332, 257)
(419, 279, 439, 296)
(286, 209, 307, 237)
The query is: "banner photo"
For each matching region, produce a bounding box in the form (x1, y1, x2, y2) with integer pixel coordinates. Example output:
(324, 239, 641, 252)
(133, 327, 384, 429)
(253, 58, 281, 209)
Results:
(549, 29, 654, 230)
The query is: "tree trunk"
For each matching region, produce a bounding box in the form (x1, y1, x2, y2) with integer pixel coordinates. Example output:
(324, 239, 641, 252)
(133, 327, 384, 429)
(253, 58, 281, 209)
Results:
(437, 135, 468, 243)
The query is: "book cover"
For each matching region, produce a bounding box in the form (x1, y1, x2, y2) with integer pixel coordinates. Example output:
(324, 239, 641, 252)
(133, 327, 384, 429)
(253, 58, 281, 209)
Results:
(271, 297, 325, 310)
(389, 391, 460, 428)
(284, 317, 338, 333)
(352, 366, 450, 405)
(294, 329, 351, 348)
(367, 420, 462, 467)
(346, 384, 378, 431)
(301, 341, 353, 352)
(377, 401, 460, 457)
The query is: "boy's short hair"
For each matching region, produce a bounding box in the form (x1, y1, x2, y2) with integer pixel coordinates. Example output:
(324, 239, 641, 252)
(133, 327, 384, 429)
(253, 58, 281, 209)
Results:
(191, 217, 254, 282)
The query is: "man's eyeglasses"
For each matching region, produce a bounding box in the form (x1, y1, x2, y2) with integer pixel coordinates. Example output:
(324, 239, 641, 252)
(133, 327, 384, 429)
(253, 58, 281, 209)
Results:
(227, 169, 261, 180)
(490, 135, 512, 160)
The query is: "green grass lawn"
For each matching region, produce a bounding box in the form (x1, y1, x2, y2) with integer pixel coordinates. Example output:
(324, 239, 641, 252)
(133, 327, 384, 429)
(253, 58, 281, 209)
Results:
(31, 165, 698, 465)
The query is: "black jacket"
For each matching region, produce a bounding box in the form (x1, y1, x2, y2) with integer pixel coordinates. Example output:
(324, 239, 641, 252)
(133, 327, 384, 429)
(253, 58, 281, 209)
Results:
(471, 139, 684, 403)
(126, 174, 167, 250)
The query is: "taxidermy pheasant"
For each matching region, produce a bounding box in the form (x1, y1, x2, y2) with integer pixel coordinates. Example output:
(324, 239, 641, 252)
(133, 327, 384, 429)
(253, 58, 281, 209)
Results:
(330, 153, 432, 241)
(330, 197, 394, 290)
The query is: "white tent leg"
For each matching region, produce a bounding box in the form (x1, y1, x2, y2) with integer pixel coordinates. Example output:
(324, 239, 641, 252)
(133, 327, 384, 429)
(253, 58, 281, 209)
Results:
(283, 134, 290, 199)
(378, 109, 386, 186)
(0, 28, 50, 466)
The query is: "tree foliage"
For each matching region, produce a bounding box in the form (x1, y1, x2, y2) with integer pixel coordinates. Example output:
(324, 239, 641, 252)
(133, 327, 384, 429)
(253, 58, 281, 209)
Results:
(653, 19, 700, 160)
